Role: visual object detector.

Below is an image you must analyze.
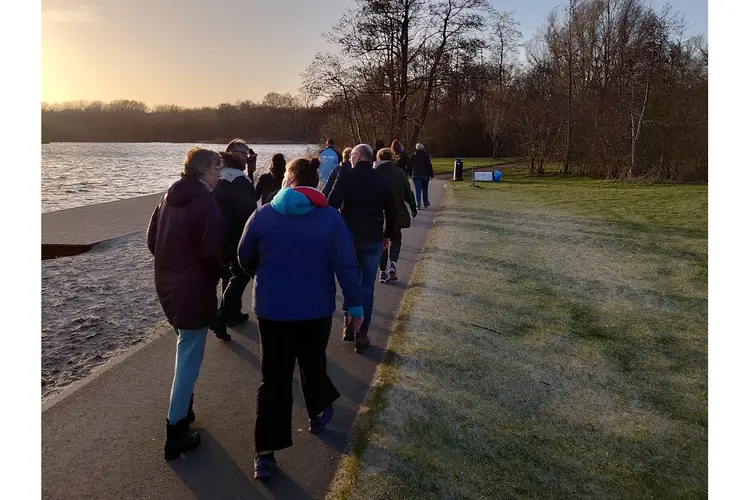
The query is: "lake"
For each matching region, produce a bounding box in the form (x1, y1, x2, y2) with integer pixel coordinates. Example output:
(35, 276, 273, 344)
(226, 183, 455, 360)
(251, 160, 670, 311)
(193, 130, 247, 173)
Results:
(41, 142, 319, 213)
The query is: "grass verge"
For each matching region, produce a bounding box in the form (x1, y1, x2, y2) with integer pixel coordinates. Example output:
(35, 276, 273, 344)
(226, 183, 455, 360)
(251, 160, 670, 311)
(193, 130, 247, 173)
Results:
(327, 168, 707, 499)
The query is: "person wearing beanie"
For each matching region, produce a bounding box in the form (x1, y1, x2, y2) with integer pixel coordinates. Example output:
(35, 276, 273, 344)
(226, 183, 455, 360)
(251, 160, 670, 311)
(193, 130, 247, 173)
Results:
(237, 157, 364, 480)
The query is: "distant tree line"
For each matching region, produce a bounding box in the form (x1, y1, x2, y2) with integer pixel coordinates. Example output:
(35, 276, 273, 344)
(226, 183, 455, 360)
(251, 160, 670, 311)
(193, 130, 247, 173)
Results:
(42, 0, 706, 182)
(41, 92, 325, 144)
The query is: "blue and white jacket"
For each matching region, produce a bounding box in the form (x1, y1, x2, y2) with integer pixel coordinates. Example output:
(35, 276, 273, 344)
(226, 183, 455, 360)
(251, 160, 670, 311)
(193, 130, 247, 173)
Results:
(318, 147, 341, 189)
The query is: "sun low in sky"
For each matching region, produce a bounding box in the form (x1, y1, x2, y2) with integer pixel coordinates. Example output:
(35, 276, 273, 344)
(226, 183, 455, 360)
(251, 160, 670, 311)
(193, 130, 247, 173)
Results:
(42, 0, 707, 108)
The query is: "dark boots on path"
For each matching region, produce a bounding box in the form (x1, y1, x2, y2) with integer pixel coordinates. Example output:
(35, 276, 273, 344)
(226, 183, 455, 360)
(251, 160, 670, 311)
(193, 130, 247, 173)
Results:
(355, 329, 370, 353)
(164, 418, 201, 460)
(164, 393, 199, 460)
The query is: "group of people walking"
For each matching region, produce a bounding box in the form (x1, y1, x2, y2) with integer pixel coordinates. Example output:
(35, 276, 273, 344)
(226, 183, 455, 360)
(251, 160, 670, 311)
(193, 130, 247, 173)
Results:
(146, 137, 434, 479)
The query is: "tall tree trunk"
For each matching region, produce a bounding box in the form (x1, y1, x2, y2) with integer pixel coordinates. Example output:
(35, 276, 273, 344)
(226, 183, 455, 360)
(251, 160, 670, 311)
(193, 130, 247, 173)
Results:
(630, 76, 650, 178)
(562, 0, 575, 174)
(395, 3, 410, 140)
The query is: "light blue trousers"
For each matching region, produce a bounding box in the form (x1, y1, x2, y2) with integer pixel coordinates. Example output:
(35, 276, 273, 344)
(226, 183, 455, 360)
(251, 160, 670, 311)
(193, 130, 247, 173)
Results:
(167, 328, 208, 424)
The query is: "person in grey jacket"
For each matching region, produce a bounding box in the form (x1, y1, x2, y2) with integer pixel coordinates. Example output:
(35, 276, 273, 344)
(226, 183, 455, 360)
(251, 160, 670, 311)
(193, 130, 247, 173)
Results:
(373, 148, 417, 283)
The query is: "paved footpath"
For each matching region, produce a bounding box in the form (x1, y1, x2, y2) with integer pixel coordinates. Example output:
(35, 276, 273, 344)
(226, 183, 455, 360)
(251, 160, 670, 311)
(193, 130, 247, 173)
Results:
(42, 181, 445, 500)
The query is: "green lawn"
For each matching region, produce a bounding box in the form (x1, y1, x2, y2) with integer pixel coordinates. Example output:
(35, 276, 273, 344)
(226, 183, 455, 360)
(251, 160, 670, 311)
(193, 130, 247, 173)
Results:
(328, 168, 707, 499)
(430, 157, 523, 176)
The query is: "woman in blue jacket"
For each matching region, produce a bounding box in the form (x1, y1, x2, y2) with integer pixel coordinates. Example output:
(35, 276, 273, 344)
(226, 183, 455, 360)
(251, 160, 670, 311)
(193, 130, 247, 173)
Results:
(237, 157, 364, 480)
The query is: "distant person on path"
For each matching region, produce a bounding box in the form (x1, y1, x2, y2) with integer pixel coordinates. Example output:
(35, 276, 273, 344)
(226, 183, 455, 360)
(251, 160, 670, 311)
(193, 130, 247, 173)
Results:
(237, 157, 364, 480)
(328, 144, 397, 352)
(214, 139, 258, 339)
(318, 138, 341, 189)
(373, 148, 417, 283)
(321, 146, 352, 197)
(411, 143, 434, 209)
(391, 139, 411, 176)
(256, 153, 286, 205)
(146, 147, 223, 461)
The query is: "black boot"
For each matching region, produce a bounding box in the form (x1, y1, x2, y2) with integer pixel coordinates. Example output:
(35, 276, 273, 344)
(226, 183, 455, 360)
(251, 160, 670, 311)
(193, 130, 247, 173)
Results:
(185, 393, 195, 426)
(210, 314, 231, 341)
(164, 418, 201, 461)
(355, 328, 371, 353)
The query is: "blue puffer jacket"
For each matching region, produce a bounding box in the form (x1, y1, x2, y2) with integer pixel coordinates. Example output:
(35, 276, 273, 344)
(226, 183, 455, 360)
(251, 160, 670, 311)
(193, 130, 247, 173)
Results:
(237, 186, 363, 321)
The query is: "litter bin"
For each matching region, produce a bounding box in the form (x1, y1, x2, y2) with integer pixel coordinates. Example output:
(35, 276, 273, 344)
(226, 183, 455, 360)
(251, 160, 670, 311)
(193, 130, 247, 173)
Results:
(493, 170, 503, 182)
(453, 158, 464, 181)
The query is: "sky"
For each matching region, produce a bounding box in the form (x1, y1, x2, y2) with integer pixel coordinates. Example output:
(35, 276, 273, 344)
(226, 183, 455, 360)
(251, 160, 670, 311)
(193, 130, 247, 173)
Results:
(42, 0, 708, 108)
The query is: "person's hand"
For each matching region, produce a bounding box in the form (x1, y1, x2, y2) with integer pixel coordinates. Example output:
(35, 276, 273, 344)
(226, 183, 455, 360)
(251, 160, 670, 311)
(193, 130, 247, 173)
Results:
(346, 314, 364, 333)
(382, 238, 390, 249)
(411, 207, 418, 218)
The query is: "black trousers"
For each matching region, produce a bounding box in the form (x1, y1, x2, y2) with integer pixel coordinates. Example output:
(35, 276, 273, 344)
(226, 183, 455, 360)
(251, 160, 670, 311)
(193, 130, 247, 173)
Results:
(220, 257, 251, 318)
(255, 316, 340, 452)
(380, 225, 403, 271)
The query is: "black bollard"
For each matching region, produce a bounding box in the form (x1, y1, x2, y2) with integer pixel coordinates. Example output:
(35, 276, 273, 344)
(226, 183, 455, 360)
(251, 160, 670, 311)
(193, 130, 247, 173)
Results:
(453, 158, 464, 181)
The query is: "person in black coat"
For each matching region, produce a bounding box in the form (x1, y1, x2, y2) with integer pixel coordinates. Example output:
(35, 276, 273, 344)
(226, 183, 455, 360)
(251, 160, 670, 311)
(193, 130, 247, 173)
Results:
(391, 139, 411, 176)
(213, 139, 257, 339)
(328, 144, 397, 353)
(410, 143, 435, 208)
(256, 153, 286, 205)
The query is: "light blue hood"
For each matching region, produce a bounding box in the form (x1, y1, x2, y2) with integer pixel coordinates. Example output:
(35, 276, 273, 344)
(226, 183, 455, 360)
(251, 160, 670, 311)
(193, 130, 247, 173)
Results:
(270, 187, 329, 216)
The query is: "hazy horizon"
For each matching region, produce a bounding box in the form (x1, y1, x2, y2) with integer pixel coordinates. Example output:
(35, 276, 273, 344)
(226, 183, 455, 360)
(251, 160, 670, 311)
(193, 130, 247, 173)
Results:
(42, 0, 707, 108)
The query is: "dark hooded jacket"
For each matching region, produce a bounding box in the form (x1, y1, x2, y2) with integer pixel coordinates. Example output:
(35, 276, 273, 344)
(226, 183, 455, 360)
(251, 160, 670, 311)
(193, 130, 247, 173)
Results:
(374, 160, 417, 229)
(213, 155, 257, 260)
(147, 176, 223, 330)
(410, 149, 435, 178)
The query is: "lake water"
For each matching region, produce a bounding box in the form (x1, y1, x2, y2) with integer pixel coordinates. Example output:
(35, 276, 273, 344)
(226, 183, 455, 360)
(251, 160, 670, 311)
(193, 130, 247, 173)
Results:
(41, 142, 319, 213)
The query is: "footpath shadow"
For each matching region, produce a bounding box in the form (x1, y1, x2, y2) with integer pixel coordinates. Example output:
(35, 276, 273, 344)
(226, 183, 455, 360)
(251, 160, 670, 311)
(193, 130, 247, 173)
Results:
(225, 340, 261, 371)
(169, 429, 313, 500)
(230, 320, 260, 343)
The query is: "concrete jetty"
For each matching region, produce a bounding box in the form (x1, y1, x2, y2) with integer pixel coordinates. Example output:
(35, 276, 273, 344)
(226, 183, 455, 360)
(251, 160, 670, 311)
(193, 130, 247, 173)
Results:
(42, 193, 163, 258)
(42, 182, 445, 499)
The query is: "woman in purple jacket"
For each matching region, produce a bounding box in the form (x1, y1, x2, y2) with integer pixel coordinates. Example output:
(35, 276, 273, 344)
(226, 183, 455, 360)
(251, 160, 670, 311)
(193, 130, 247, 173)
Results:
(237, 157, 364, 480)
(146, 146, 223, 461)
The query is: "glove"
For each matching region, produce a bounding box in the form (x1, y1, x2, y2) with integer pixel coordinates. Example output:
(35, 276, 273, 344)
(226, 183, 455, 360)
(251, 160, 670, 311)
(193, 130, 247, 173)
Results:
(411, 207, 418, 218)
